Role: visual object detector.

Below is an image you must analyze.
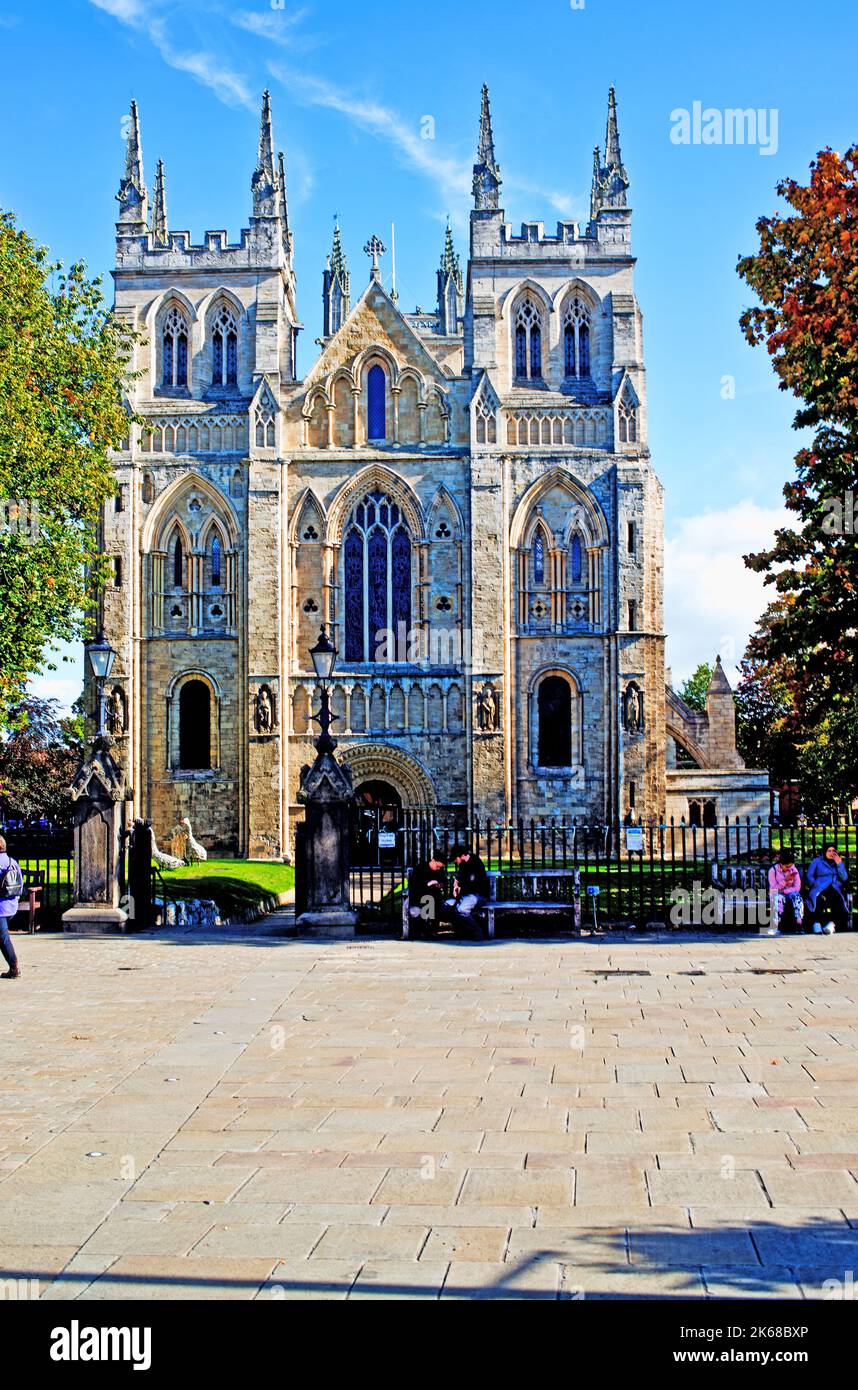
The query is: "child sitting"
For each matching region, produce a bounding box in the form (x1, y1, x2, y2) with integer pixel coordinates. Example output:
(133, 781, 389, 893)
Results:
(768, 850, 805, 934)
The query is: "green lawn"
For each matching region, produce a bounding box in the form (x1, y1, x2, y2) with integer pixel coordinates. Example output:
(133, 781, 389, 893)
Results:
(157, 858, 295, 917)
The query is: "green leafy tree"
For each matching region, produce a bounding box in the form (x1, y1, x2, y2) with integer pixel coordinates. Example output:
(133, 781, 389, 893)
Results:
(0, 695, 83, 823)
(678, 662, 713, 713)
(737, 147, 858, 720)
(0, 210, 137, 720)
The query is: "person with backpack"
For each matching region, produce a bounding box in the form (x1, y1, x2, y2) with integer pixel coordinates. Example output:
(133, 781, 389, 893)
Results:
(0, 835, 24, 978)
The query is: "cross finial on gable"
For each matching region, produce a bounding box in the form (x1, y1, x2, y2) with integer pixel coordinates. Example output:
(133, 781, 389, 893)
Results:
(363, 234, 386, 281)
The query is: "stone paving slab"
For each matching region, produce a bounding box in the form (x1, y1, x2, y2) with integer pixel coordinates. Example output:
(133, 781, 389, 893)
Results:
(2, 928, 858, 1298)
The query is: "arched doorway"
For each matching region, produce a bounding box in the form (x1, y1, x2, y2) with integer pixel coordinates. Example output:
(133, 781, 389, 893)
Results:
(351, 780, 403, 865)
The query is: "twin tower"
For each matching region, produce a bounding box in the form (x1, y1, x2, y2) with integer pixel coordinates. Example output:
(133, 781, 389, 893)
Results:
(103, 85, 767, 856)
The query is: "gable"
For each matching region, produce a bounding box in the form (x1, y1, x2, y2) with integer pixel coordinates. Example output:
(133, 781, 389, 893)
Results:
(304, 280, 451, 391)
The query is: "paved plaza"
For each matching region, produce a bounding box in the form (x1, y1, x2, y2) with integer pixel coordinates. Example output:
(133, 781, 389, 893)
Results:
(2, 925, 858, 1300)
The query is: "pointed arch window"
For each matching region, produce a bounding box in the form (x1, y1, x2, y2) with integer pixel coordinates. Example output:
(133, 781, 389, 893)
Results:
(172, 534, 184, 588)
(212, 304, 239, 387)
(367, 364, 386, 440)
(179, 680, 211, 770)
(563, 297, 591, 379)
(570, 533, 583, 584)
(162, 306, 189, 390)
(513, 297, 542, 381)
(210, 534, 222, 588)
(538, 675, 572, 767)
(342, 490, 411, 663)
(533, 529, 546, 585)
(618, 388, 638, 443)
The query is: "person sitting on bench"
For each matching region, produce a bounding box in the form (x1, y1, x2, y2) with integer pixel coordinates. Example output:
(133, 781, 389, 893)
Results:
(407, 856, 450, 937)
(447, 846, 490, 940)
(768, 849, 805, 934)
(806, 844, 850, 935)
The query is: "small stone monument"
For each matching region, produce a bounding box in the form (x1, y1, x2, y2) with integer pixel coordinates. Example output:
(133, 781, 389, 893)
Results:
(62, 740, 131, 934)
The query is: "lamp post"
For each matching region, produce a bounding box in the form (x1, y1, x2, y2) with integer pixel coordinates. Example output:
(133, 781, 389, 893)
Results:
(296, 626, 357, 938)
(62, 630, 130, 935)
(87, 633, 116, 739)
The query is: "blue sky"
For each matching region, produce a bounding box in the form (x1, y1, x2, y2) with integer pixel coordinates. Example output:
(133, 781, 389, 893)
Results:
(1, 0, 854, 704)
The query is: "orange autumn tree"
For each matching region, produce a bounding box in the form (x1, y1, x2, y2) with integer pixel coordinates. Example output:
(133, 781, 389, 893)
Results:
(738, 146, 858, 723)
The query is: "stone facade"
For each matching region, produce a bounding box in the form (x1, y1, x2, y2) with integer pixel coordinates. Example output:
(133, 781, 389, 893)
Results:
(97, 89, 768, 857)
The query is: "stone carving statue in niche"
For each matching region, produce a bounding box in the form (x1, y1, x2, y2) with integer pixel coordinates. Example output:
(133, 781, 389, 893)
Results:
(624, 683, 643, 734)
(106, 686, 126, 737)
(255, 685, 275, 734)
(477, 685, 498, 732)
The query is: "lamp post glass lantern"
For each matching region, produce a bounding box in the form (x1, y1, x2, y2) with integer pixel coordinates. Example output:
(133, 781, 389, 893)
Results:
(87, 635, 116, 738)
(309, 625, 337, 683)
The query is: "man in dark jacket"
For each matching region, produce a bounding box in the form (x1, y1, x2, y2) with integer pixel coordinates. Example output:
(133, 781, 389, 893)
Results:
(407, 856, 449, 937)
(449, 847, 490, 939)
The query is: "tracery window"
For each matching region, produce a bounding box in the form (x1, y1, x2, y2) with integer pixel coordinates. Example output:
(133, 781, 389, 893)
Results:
(212, 305, 239, 387)
(343, 490, 411, 663)
(618, 389, 638, 443)
(563, 298, 591, 379)
(513, 297, 542, 380)
(162, 306, 189, 390)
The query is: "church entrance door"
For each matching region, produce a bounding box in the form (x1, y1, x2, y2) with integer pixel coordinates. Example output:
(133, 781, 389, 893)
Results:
(351, 780, 403, 866)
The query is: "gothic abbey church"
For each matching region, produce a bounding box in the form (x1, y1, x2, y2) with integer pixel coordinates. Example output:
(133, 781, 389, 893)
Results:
(101, 87, 768, 856)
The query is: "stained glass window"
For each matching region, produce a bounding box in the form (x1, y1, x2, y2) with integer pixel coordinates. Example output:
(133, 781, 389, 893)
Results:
(515, 325, 527, 378)
(533, 531, 545, 584)
(162, 306, 189, 390)
(564, 324, 575, 377)
(211, 305, 239, 388)
(571, 534, 583, 583)
(344, 528, 364, 662)
(211, 535, 221, 588)
(514, 298, 542, 380)
(341, 490, 411, 663)
(530, 325, 541, 379)
(579, 323, 590, 376)
(367, 365, 386, 440)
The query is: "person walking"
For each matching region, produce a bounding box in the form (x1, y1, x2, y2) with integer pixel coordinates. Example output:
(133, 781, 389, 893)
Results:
(0, 836, 24, 979)
(806, 844, 850, 935)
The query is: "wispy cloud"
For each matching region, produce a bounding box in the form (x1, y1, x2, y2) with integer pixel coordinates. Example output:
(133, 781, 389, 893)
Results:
(232, 7, 320, 53)
(88, 0, 255, 110)
(271, 67, 472, 212)
(268, 65, 582, 225)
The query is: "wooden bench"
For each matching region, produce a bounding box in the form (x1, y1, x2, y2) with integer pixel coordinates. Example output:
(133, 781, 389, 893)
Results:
(402, 866, 582, 939)
(10, 869, 44, 934)
(710, 860, 854, 932)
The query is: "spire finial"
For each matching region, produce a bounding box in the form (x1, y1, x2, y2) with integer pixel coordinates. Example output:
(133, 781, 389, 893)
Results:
(590, 87, 629, 217)
(252, 88, 280, 219)
(151, 158, 168, 247)
(472, 83, 501, 210)
(606, 85, 622, 168)
(117, 98, 148, 231)
(324, 218, 350, 335)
